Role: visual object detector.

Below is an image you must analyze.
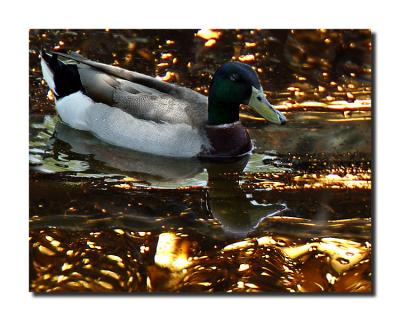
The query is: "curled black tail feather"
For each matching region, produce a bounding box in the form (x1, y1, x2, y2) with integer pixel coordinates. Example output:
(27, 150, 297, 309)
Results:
(41, 49, 84, 99)
(41, 49, 51, 62)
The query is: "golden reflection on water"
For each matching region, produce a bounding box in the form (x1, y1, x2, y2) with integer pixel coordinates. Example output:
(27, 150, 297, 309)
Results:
(292, 173, 371, 189)
(243, 168, 371, 191)
(196, 29, 221, 40)
(154, 232, 191, 271)
(30, 228, 371, 293)
(238, 54, 255, 62)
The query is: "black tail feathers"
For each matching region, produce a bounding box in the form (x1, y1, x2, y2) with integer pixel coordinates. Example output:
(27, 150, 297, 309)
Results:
(41, 50, 63, 73)
(41, 49, 84, 99)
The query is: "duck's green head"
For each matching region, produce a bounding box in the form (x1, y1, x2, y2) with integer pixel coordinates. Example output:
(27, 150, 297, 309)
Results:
(208, 62, 286, 126)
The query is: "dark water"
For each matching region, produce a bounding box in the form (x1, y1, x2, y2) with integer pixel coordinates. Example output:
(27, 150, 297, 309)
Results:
(29, 29, 372, 293)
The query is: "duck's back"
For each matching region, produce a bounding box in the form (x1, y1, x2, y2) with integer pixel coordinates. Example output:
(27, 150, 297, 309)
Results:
(56, 52, 208, 127)
(41, 51, 210, 157)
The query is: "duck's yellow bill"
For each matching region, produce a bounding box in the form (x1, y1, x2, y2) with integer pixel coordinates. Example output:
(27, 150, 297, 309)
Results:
(248, 87, 286, 125)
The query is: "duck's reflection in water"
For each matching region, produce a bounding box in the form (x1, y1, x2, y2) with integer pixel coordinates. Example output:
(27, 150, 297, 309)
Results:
(205, 158, 286, 236)
(54, 122, 287, 236)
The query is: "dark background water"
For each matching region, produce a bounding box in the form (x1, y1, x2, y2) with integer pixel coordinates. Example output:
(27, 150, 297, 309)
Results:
(29, 29, 371, 113)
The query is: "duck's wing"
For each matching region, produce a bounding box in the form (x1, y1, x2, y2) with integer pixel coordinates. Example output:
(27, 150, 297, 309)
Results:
(54, 51, 208, 127)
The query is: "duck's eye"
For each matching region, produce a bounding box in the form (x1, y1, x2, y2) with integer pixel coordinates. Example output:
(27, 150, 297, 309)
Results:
(257, 96, 262, 102)
(230, 73, 240, 82)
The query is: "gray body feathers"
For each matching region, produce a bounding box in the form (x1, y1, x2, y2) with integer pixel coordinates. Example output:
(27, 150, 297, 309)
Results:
(54, 51, 208, 128)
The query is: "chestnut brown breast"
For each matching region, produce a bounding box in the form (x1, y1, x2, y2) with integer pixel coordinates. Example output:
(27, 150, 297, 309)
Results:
(199, 122, 253, 159)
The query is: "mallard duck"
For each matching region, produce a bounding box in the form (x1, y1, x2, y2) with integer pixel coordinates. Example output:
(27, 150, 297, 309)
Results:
(40, 50, 286, 158)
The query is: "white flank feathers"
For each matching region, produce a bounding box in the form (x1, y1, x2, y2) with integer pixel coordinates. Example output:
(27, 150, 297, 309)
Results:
(86, 103, 204, 158)
(55, 91, 93, 130)
(53, 92, 204, 157)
